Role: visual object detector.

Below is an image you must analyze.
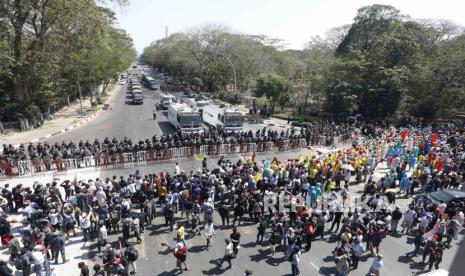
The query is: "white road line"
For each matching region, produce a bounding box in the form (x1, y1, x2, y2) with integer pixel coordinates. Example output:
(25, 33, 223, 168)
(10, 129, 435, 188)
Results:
(310, 261, 320, 271)
(31, 139, 39, 143)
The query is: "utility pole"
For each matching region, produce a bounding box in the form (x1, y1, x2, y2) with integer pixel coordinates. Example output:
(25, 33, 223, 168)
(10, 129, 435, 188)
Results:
(165, 26, 168, 38)
(76, 62, 84, 116)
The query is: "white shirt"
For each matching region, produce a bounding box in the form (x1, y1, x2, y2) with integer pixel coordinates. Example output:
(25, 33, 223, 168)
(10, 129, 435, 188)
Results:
(371, 257, 383, 271)
(204, 223, 215, 237)
(31, 251, 44, 265)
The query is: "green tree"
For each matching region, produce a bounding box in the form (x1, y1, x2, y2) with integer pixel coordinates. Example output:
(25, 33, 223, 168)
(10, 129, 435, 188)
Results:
(252, 73, 290, 114)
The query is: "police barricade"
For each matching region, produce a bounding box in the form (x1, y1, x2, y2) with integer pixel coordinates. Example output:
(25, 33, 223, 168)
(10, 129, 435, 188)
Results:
(281, 140, 290, 152)
(231, 144, 240, 154)
(239, 143, 247, 153)
(199, 145, 208, 157)
(290, 139, 299, 150)
(17, 160, 31, 175)
(63, 159, 78, 170)
(263, 142, 273, 152)
(136, 151, 148, 165)
(82, 156, 93, 167)
(31, 159, 45, 174)
(248, 143, 257, 154)
(146, 150, 157, 164)
(217, 144, 228, 156)
(299, 139, 307, 149)
(52, 160, 66, 172)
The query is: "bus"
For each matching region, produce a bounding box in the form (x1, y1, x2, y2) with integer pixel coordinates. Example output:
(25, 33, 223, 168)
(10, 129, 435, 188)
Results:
(142, 75, 157, 90)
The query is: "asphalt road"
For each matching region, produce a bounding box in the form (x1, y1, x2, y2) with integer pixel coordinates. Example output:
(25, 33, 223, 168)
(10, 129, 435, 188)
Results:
(44, 69, 278, 145)
(92, 153, 461, 276)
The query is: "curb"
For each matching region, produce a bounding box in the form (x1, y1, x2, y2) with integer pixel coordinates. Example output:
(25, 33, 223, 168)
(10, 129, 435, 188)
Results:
(5, 86, 120, 149)
(13, 110, 103, 147)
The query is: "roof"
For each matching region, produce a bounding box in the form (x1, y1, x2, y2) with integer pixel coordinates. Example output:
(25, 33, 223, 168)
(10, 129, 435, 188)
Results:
(429, 190, 465, 203)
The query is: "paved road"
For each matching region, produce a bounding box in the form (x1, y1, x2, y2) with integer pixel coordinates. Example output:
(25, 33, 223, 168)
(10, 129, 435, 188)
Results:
(43, 69, 278, 145)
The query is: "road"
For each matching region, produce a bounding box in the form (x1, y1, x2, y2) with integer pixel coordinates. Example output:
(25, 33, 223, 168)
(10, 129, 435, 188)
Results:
(44, 68, 278, 145)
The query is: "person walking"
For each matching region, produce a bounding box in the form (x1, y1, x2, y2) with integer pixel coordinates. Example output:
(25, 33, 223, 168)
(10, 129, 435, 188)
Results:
(52, 231, 67, 264)
(335, 254, 350, 276)
(218, 204, 230, 226)
(229, 227, 241, 257)
(351, 239, 365, 270)
(204, 219, 215, 251)
(124, 245, 139, 275)
(290, 246, 301, 276)
(391, 207, 402, 233)
(367, 254, 384, 276)
(256, 217, 267, 244)
(174, 239, 188, 273)
(220, 239, 234, 269)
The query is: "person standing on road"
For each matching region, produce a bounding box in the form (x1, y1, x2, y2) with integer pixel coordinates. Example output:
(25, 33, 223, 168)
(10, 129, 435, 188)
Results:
(290, 246, 301, 276)
(220, 239, 234, 269)
(351, 239, 365, 270)
(256, 217, 267, 244)
(229, 227, 241, 257)
(218, 204, 230, 226)
(367, 254, 383, 276)
(204, 219, 215, 251)
(174, 239, 188, 273)
(391, 206, 402, 234)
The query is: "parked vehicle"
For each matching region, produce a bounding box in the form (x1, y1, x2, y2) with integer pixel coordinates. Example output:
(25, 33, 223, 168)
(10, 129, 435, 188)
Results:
(202, 104, 244, 132)
(132, 92, 144, 104)
(167, 102, 202, 133)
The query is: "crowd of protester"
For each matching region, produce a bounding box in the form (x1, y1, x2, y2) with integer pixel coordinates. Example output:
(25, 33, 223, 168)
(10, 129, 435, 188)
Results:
(0, 121, 464, 275)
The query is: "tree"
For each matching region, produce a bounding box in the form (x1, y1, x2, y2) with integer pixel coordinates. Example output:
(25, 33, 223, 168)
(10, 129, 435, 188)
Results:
(0, 0, 135, 119)
(328, 4, 423, 118)
(252, 73, 290, 114)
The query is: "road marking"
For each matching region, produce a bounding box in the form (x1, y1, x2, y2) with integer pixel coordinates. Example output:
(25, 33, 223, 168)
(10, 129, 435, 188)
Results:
(310, 261, 320, 271)
(139, 115, 143, 122)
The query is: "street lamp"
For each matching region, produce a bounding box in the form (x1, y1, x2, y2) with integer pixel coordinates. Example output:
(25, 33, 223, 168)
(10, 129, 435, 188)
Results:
(207, 48, 237, 94)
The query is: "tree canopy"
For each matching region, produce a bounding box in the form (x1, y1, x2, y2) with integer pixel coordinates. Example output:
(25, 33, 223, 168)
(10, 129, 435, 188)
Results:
(0, 0, 136, 120)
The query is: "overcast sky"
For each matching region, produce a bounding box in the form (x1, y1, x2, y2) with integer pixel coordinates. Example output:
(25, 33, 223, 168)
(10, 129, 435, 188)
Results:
(114, 0, 465, 53)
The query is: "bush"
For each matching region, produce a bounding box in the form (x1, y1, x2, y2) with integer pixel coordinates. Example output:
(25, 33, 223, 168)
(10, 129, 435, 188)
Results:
(96, 96, 103, 105)
(91, 101, 98, 108)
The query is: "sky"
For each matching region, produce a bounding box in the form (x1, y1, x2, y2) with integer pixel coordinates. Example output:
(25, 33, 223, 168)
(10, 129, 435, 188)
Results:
(114, 0, 465, 53)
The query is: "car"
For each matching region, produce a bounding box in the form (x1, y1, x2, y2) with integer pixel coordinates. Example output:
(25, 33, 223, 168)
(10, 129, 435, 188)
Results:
(414, 189, 465, 216)
(132, 92, 143, 104)
(119, 80, 126, 85)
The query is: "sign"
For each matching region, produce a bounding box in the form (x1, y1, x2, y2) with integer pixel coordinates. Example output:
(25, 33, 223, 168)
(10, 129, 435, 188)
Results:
(91, 85, 100, 101)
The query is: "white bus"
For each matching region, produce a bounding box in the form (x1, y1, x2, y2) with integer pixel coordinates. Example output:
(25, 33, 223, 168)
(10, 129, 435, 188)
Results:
(202, 104, 244, 132)
(167, 102, 202, 133)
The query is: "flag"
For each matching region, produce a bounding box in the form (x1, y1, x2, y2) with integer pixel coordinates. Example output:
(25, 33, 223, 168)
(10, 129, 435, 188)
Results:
(251, 151, 256, 162)
(194, 154, 204, 161)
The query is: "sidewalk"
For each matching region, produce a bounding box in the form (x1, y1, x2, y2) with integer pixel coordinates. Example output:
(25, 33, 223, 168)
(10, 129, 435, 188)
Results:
(0, 85, 119, 148)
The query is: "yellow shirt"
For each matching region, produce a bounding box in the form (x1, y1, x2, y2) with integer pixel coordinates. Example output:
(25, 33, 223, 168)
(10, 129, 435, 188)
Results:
(177, 226, 185, 240)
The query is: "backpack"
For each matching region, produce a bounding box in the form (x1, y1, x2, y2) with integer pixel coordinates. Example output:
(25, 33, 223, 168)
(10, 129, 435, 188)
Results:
(127, 249, 139, 262)
(14, 258, 23, 270)
(175, 246, 187, 258)
(306, 224, 315, 235)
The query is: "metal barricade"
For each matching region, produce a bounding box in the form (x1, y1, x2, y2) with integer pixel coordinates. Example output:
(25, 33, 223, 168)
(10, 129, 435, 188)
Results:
(31, 159, 45, 173)
(299, 139, 307, 148)
(17, 160, 31, 175)
(64, 159, 78, 170)
(281, 140, 290, 151)
(121, 153, 133, 164)
(82, 156, 93, 167)
(137, 151, 148, 165)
